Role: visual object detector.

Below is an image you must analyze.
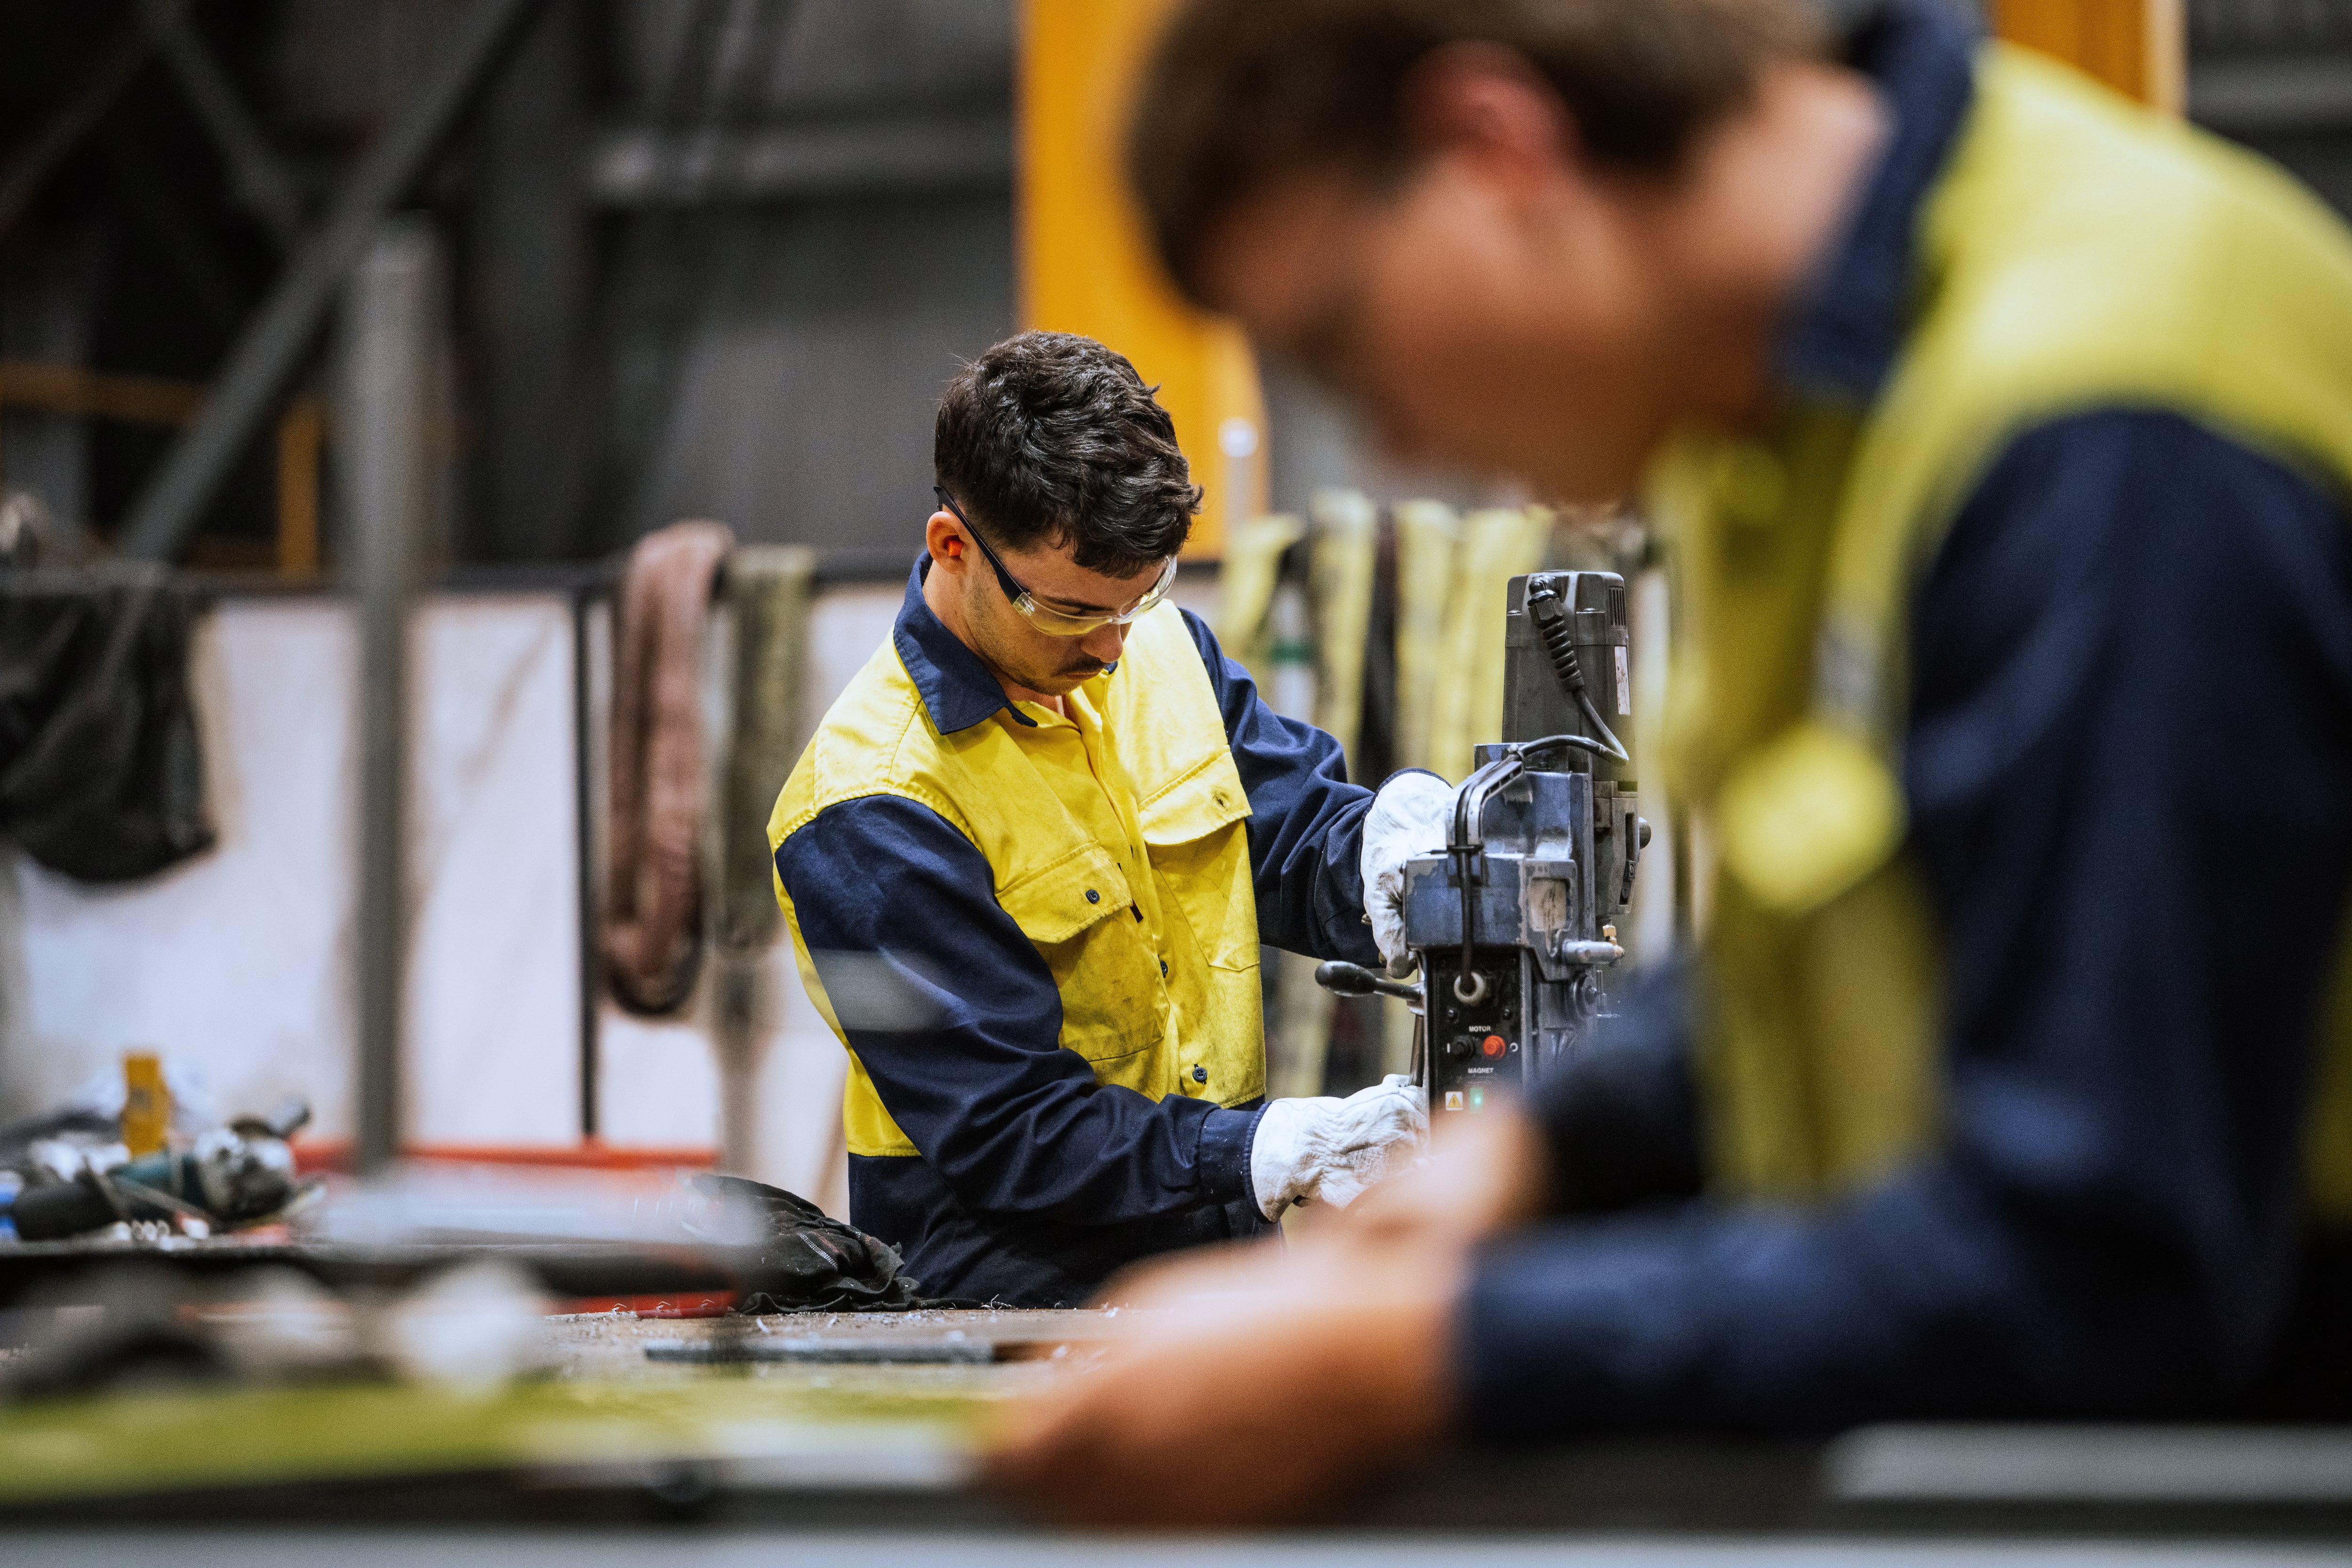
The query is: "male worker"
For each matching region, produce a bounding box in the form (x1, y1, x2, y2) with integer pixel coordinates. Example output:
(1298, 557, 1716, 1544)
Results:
(769, 329, 1438, 1307)
(987, 0, 2352, 1521)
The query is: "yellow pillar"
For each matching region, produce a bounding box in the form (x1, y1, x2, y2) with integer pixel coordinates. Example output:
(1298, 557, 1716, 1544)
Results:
(1021, 0, 1267, 559)
(1994, 0, 2184, 112)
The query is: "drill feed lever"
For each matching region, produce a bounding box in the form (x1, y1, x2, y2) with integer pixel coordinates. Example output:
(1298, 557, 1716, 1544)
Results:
(1313, 960, 1426, 1004)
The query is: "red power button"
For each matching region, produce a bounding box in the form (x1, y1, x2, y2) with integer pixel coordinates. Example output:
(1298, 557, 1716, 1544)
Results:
(1481, 1035, 1506, 1058)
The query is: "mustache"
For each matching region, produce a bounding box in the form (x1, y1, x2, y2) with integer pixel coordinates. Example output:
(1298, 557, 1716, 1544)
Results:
(1060, 657, 1108, 679)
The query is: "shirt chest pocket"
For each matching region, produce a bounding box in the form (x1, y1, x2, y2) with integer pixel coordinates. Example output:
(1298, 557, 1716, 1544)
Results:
(994, 843, 1160, 1062)
(1139, 749, 1258, 972)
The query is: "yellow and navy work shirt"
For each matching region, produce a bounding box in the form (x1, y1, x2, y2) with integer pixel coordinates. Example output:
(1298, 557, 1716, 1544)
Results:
(772, 558, 1381, 1306)
(1463, 0, 2352, 1432)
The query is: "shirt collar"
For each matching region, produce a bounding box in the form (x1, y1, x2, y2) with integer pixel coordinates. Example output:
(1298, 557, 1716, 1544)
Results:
(893, 554, 1039, 732)
(1772, 0, 1980, 400)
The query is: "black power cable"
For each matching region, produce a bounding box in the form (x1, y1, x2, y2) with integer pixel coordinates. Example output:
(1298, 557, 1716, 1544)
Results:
(1524, 580, 1631, 764)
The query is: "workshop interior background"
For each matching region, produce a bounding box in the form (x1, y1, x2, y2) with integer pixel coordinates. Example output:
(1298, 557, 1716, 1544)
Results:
(3, 0, 2350, 1207)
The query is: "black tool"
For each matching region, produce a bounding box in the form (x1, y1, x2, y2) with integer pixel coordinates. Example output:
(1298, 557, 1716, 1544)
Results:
(1320, 571, 1650, 1116)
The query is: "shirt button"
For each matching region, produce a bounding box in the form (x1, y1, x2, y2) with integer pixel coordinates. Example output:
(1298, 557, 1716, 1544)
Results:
(1192, 1065, 1207, 1084)
(1085, 888, 1100, 904)
(1159, 959, 1169, 977)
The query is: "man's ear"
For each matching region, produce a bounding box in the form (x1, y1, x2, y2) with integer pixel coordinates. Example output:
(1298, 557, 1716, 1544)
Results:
(926, 509, 968, 568)
(1397, 42, 1583, 195)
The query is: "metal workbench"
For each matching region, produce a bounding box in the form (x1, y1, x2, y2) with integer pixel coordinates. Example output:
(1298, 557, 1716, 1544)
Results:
(2, 1308, 2348, 1558)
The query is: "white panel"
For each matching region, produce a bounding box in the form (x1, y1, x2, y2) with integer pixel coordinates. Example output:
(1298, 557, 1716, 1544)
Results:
(801, 581, 903, 704)
(404, 595, 580, 1146)
(2, 592, 588, 1150)
(2, 575, 910, 1209)
(3, 600, 359, 1135)
(596, 1000, 720, 1148)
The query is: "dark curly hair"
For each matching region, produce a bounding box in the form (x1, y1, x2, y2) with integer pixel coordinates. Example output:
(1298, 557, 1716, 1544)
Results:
(1128, 0, 1828, 301)
(933, 330, 1202, 577)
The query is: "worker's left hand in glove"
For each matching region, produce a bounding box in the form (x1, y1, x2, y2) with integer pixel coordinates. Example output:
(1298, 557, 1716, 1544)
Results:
(1359, 770, 1455, 972)
(1248, 1074, 1428, 1220)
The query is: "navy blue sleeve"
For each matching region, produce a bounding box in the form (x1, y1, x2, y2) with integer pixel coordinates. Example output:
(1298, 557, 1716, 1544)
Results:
(1462, 409, 2352, 1434)
(1539, 959, 1705, 1216)
(777, 794, 1257, 1226)
(1178, 609, 1383, 965)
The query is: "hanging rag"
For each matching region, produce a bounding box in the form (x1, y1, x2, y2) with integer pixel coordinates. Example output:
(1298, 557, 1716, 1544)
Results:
(1391, 499, 1461, 775)
(715, 544, 814, 954)
(1305, 488, 1378, 759)
(0, 565, 212, 882)
(1427, 506, 1553, 782)
(1213, 511, 1305, 695)
(1266, 492, 1383, 1100)
(711, 544, 815, 1175)
(602, 519, 733, 1014)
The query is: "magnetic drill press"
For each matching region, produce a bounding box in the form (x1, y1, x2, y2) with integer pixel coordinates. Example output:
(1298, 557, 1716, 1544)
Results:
(1320, 571, 1651, 1114)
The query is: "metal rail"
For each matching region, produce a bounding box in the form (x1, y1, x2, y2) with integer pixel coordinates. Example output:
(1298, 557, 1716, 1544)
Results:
(344, 221, 443, 1177)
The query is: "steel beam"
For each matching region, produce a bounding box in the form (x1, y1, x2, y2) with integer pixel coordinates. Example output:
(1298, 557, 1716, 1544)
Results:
(585, 112, 1014, 206)
(2192, 56, 2352, 131)
(139, 0, 306, 252)
(118, 0, 554, 564)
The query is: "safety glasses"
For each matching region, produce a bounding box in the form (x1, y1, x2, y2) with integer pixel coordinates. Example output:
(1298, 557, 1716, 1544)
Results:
(932, 486, 1178, 637)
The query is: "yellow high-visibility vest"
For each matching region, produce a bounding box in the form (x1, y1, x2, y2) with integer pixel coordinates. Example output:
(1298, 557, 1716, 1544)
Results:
(769, 600, 1265, 1157)
(1646, 45, 2352, 1216)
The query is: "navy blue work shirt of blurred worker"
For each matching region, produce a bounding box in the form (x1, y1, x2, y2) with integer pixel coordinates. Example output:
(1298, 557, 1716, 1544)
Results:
(771, 557, 1382, 1307)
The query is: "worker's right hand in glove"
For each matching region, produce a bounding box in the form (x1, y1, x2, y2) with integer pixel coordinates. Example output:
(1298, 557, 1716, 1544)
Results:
(1359, 770, 1455, 973)
(1248, 1074, 1428, 1220)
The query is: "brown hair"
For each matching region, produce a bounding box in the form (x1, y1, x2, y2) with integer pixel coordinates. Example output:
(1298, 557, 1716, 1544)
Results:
(935, 330, 1201, 575)
(1128, 0, 1829, 299)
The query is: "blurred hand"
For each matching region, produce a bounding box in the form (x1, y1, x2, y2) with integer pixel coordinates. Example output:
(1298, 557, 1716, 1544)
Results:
(1339, 1099, 1554, 1249)
(981, 1231, 1462, 1527)
(982, 1103, 1556, 1527)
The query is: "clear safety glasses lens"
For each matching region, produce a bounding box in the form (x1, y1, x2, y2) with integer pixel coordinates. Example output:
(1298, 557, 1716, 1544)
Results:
(1013, 552, 1180, 636)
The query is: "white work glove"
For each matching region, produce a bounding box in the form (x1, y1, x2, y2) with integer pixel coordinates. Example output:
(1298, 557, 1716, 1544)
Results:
(1248, 1074, 1429, 1220)
(1360, 769, 1456, 972)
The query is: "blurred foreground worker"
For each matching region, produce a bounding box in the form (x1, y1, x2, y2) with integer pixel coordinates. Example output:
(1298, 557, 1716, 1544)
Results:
(769, 330, 1436, 1306)
(986, 0, 2352, 1522)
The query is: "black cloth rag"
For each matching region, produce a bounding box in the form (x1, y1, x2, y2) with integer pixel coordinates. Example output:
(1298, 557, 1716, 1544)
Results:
(692, 1173, 940, 1312)
(0, 566, 212, 882)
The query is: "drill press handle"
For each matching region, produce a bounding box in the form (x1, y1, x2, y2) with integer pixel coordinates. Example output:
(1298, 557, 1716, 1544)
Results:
(1312, 960, 1426, 1004)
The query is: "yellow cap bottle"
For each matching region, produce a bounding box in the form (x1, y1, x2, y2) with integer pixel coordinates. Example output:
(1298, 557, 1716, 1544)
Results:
(121, 1052, 169, 1158)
